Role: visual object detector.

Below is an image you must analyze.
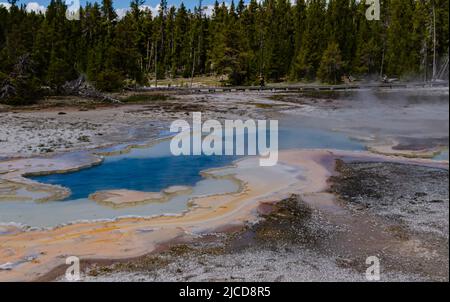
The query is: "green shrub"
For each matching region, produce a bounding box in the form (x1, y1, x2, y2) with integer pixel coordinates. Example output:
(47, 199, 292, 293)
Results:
(1, 76, 41, 106)
(94, 70, 124, 92)
(0, 71, 7, 83)
(123, 94, 170, 103)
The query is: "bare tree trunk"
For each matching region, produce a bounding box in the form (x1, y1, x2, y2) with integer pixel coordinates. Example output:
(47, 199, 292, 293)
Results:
(146, 39, 150, 73)
(380, 42, 385, 79)
(432, 3, 437, 80)
(423, 40, 428, 82)
(190, 50, 196, 88)
(155, 44, 158, 88)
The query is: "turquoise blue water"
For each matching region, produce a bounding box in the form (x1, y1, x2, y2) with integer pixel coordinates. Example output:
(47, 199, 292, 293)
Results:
(434, 150, 449, 161)
(0, 177, 238, 228)
(30, 123, 364, 201)
(0, 121, 366, 227)
(278, 126, 364, 151)
(32, 148, 236, 200)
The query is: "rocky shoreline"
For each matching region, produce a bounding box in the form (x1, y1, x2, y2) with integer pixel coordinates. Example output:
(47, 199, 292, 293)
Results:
(82, 161, 448, 282)
(0, 88, 448, 281)
(0, 92, 283, 158)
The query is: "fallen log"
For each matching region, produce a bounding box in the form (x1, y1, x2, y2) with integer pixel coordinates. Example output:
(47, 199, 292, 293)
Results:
(61, 75, 121, 104)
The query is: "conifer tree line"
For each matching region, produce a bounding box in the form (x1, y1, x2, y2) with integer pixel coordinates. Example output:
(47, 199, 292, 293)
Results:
(0, 0, 448, 104)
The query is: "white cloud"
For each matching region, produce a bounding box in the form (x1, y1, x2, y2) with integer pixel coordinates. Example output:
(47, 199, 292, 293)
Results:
(202, 2, 231, 16)
(115, 4, 160, 20)
(115, 7, 129, 19)
(1, 2, 240, 19)
(203, 5, 214, 17)
(0, 2, 11, 10)
(25, 2, 46, 14)
(115, 3, 221, 20)
(139, 4, 160, 17)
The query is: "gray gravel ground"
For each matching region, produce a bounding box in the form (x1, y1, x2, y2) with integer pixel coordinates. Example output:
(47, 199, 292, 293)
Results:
(330, 162, 449, 240)
(81, 247, 425, 282)
(79, 161, 448, 282)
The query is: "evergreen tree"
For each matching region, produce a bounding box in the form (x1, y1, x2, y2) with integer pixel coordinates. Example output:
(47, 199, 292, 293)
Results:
(291, 0, 327, 80)
(385, 0, 416, 77)
(317, 41, 344, 84)
(352, 0, 383, 77)
(1, 0, 449, 103)
(290, 0, 306, 79)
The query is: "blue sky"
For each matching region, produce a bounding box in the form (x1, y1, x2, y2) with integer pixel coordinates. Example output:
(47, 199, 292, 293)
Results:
(0, 0, 235, 17)
(9, 0, 221, 9)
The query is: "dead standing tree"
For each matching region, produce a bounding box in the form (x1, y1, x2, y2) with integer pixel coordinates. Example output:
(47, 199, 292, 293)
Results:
(0, 53, 38, 104)
(1, 54, 119, 104)
(61, 75, 121, 103)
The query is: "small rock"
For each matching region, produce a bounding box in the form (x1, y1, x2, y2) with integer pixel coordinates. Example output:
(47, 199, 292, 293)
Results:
(429, 199, 444, 203)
